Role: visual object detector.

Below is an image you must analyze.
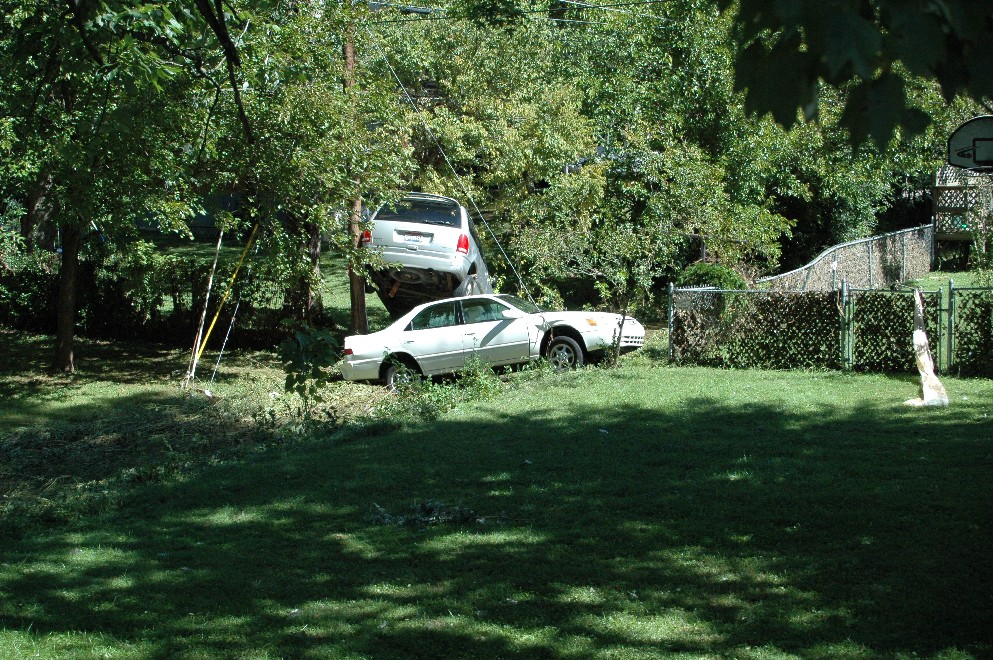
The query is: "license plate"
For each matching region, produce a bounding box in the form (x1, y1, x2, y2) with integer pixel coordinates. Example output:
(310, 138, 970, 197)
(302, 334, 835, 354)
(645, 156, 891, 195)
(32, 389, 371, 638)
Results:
(400, 233, 426, 244)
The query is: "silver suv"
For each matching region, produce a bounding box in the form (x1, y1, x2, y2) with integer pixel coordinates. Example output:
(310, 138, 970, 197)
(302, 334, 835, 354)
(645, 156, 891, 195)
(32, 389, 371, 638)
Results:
(362, 193, 493, 317)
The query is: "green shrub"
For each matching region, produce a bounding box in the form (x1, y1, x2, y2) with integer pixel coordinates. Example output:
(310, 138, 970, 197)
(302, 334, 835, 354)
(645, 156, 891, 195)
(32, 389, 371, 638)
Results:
(0, 249, 59, 332)
(77, 256, 161, 338)
(278, 324, 341, 418)
(1, 235, 316, 348)
(676, 263, 747, 290)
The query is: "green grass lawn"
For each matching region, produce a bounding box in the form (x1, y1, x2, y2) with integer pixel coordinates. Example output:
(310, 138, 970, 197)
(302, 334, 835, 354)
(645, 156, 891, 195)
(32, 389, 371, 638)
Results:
(908, 270, 992, 290)
(2, 336, 991, 658)
(151, 231, 393, 334)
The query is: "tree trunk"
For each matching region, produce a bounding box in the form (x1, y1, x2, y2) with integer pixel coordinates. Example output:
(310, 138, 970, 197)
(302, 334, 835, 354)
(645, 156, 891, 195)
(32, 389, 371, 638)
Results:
(55, 221, 82, 373)
(348, 195, 368, 334)
(343, 24, 367, 334)
(281, 215, 324, 322)
(305, 219, 322, 321)
(21, 173, 55, 252)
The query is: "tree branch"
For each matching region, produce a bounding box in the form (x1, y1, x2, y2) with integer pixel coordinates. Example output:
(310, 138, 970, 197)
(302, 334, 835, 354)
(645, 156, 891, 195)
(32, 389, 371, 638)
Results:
(194, 0, 242, 67)
(193, 0, 253, 142)
(66, 0, 104, 66)
(225, 55, 254, 143)
(196, 87, 222, 168)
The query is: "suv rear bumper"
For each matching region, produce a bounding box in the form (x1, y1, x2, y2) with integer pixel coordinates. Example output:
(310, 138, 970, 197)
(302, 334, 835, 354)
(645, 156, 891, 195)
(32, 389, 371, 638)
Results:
(376, 250, 473, 279)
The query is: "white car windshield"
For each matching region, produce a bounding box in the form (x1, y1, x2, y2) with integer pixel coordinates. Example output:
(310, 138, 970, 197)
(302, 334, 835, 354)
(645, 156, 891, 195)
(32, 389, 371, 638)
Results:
(497, 294, 542, 314)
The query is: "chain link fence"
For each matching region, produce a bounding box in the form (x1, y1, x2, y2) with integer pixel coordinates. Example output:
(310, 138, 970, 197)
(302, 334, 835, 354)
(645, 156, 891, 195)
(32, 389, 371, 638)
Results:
(668, 282, 992, 377)
(844, 289, 942, 372)
(950, 287, 993, 376)
(756, 225, 933, 291)
(668, 289, 841, 369)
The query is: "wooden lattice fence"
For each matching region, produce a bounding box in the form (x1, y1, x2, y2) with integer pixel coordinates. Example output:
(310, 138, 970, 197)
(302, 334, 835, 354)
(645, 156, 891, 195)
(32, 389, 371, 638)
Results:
(934, 166, 987, 239)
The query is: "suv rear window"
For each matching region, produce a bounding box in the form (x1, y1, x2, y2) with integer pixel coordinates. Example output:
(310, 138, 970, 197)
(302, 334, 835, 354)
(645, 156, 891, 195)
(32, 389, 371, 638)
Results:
(375, 199, 461, 228)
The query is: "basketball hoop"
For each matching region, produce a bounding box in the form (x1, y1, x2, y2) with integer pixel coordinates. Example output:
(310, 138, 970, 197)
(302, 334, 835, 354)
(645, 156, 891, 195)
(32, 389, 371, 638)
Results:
(948, 116, 993, 172)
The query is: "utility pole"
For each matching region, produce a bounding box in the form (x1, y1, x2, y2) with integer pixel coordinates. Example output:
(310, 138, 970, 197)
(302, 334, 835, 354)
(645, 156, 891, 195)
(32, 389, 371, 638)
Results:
(343, 19, 368, 334)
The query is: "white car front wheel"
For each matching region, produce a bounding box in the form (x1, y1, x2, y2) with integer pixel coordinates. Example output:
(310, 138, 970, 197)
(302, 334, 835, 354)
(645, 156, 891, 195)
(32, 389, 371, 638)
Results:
(547, 336, 584, 371)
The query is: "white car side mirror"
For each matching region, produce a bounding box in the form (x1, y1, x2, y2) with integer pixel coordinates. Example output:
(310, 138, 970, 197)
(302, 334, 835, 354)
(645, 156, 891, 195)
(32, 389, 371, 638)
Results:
(501, 309, 524, 320)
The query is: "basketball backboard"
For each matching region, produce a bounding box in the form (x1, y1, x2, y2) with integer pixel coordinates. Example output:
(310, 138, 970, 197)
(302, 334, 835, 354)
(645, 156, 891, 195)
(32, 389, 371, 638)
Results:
(948, 116, 993, 170)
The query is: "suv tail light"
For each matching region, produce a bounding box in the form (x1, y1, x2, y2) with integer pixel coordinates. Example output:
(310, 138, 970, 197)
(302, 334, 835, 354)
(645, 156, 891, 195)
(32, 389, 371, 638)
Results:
(456, 233, 469, 254)
(360, 229, 372, 246)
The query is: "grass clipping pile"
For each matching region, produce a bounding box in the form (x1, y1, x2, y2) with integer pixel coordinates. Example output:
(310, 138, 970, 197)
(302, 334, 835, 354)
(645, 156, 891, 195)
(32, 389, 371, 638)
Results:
(369, 501, 497, 528)
(905, 289, 949, 407)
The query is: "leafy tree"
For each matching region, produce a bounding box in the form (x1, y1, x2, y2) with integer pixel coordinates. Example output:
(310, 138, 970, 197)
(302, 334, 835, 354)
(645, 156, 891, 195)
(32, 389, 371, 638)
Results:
(1, 0, 415, 368)
(367, 6, 602, 303)
(211, 2, 414, 322)
(4, 0, 988, 371)
(0, 0, 205, 371)
(503, 0, 791, 304)
(371, 11, 593, 204)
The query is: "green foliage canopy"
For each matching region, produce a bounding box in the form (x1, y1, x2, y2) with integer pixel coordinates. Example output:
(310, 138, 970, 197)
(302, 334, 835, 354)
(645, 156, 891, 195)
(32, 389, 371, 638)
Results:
(1, 0, 989, 352)
(719, 0, 993, 146)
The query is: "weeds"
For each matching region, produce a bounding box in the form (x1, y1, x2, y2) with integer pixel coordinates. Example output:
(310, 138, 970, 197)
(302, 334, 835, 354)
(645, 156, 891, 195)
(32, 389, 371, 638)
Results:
(373, 355, 505, 423)
(277, 324, 340, 419)
(369, 500, 487, 527)
(0, 391, 277, 536)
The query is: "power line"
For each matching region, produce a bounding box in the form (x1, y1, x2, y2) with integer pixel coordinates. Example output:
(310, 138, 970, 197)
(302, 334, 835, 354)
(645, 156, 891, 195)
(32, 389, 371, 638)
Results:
(367, 0, 669, 25)
(534, 16, 616, 25)
(557, 0, 673, 22)
(369, 14, 449, 23)
(557, 0, 673, 7)
(368, 1, 438, 14)
(366, 26, 537, 303)
(371, 13, 616, 25)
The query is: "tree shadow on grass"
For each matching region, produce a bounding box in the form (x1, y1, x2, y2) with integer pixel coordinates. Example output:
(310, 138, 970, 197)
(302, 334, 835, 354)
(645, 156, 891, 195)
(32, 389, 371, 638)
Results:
(0, 390, 274, 526)
(1, 393, 991, 658)
(0, 329, 282, 434)
(0, 330, 185, 401)
(0, 328, 280, 396)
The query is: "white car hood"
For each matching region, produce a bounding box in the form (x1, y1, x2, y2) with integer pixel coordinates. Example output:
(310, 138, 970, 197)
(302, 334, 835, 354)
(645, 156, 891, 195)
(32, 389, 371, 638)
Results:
(538, 310, 639, 329)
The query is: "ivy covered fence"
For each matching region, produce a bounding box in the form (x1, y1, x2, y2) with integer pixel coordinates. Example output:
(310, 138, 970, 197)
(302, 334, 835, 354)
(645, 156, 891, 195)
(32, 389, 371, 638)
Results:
(668, 283, 993, 377)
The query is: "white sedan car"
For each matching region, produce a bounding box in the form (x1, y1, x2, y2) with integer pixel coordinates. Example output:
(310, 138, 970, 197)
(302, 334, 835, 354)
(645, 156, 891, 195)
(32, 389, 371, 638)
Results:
(341, 294, 646, 388)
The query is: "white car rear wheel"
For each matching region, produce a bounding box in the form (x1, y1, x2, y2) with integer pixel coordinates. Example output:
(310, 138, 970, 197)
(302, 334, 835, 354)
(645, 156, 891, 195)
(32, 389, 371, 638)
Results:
(383, 359, 422, 390)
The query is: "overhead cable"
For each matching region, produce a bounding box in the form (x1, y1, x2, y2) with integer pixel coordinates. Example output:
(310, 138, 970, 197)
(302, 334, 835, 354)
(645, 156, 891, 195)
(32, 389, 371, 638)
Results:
(372, 14, 614, 25)
(367, 26, 536, 303)
(558, 0, 672, 7)
(557, 0, 672, 21)
(367, 0, 660, 25)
